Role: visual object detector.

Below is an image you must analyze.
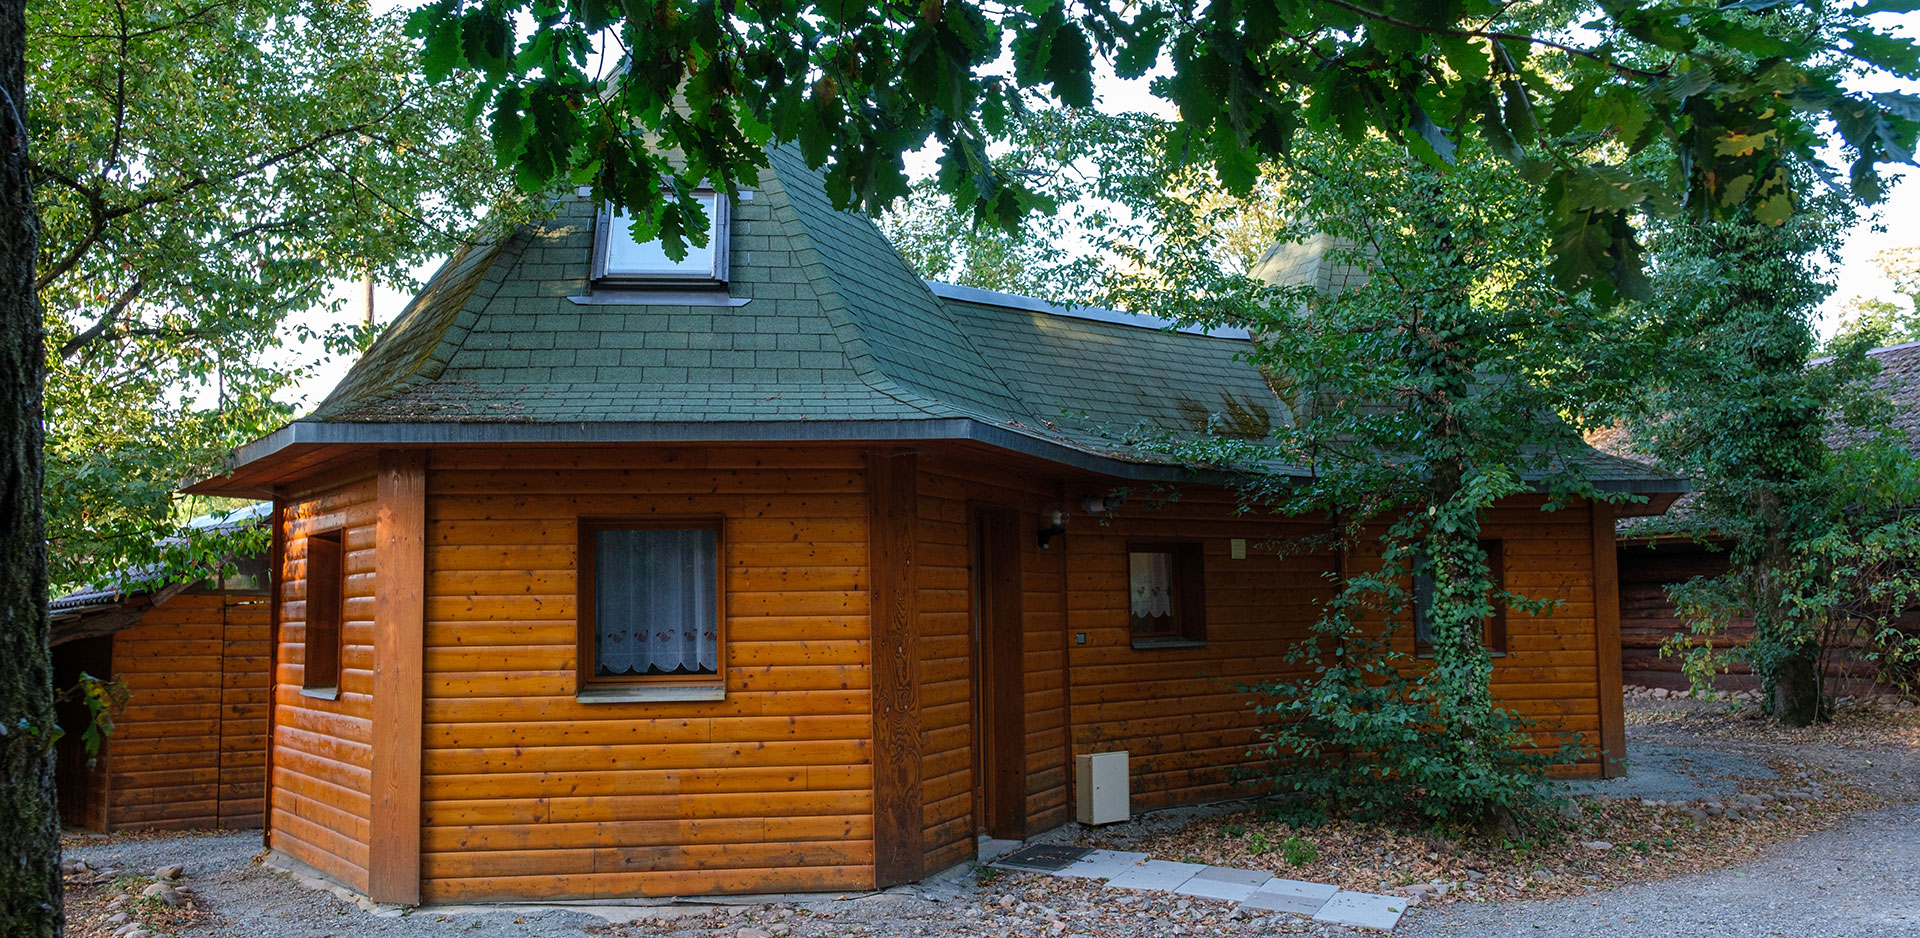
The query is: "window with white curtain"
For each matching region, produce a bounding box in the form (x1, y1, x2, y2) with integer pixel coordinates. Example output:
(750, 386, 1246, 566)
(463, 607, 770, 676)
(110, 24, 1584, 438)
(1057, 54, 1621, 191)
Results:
(1127, 542, 1206, 647)
(580, 522, 723, 684)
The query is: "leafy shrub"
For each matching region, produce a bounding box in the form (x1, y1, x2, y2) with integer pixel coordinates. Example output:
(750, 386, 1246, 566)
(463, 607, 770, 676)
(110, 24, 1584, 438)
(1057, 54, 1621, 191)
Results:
(1280, 835, 1319, 867)
(1244, 534, 1586, 828)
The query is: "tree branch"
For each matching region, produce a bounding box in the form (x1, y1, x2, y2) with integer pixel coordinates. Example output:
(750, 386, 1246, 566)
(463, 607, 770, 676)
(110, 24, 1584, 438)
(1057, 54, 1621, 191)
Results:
(40, 0, 241, 43)
(1313, 0, 1668, 82)
(32, 101, 411, 293)
(57, 273, 146, 358)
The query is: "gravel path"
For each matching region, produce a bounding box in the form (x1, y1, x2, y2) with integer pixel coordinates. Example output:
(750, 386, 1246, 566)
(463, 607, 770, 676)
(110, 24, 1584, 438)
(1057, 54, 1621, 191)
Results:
(61, 702, 1920, 938)
(1395, 801, 1920, 937)
(65, 803, 1920, 938)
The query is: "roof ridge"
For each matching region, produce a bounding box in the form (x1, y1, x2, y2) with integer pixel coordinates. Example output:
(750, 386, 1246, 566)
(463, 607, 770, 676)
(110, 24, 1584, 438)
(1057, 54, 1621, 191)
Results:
(310, 230, 529, 419)
(748, 158, 957, 421)
(763, 146, 1045, 427)
(924, 280, 1253, 340)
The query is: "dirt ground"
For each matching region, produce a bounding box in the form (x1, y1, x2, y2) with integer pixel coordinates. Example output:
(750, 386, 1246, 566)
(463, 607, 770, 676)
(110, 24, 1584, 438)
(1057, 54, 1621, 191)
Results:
(59, 694, 1920, 938)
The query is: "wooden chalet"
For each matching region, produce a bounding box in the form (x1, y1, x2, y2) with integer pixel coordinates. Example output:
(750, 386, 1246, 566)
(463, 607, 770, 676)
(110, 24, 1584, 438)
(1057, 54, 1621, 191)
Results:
(1614, 339, 1920, 694)
(187, 148, 1683, 904)
(50, 508, 272, 832)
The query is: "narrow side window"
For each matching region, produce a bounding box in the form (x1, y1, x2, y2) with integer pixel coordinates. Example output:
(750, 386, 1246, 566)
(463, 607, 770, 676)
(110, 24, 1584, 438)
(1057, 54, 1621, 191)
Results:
(302, 531, 344, 695)
(1414, 538, 1507, 655)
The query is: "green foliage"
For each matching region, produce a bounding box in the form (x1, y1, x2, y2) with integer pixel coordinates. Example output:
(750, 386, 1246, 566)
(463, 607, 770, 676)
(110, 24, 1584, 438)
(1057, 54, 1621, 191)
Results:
(1071, 128, 1630, 823)
(1279, 835, 1319, 868)
(1634, 201, 1920, 719)
(52, 672, 129, 767)
(29, 0, 514, 591)
(412, 0, 1919, 300)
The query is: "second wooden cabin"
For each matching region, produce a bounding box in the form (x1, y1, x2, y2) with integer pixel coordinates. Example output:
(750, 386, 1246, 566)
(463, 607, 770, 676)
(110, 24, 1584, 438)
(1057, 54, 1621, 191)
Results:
(189, 149, 1682, 904)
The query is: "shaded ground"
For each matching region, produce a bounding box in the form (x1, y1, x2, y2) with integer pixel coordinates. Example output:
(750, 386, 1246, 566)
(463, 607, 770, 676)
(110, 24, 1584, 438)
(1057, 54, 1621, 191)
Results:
(60, 696, 1920, 938)
(1395, 801, 1920, 938)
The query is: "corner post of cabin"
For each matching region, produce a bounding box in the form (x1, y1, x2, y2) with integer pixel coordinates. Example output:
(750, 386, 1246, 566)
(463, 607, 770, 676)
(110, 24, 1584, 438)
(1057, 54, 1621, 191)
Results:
(371, 449, 428, 904)
(866, 448, 923, 887)
(1590, 498, 1627, 779)
(264, 492, 285, 849)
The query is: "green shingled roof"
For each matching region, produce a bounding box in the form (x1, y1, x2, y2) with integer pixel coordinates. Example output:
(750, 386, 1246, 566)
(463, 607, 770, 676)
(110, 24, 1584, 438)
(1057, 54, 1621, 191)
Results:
(305, 146, 1290, 465)
(272, 147, 1677, 491)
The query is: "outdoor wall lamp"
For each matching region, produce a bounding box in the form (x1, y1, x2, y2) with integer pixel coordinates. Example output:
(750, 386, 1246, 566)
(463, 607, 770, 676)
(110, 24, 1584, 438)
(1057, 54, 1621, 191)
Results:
(1038, 505, 1067, 549)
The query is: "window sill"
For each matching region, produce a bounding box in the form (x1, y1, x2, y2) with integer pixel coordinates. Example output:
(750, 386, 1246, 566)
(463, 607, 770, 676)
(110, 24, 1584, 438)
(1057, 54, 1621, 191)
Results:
(576, 684, 726, 704)
(1130, 637, 1208, 650)
(569, 289, 750, 307)
(1414, 651, 1508, 660)
(299, 686, 340, 701)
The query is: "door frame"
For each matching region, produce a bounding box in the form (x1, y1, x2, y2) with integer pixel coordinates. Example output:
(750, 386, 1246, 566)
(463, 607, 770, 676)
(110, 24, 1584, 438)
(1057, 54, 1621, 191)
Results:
(969, 504, 1026, 841)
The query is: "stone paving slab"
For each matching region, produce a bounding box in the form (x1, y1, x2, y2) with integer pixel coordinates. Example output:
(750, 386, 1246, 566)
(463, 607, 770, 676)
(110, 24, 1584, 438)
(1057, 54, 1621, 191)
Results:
(1312, 890, 1407, 931)
(1241, 877, 1341, 915)
(1104, 859, 1207, 892)
(1053, 849, 1150, 880)
(1172, 866, 1273, 902)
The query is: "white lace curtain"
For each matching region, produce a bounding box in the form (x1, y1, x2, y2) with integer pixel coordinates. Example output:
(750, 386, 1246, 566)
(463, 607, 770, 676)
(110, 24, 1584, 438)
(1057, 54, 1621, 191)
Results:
(594, 528, 719, 676)
(1129, 550, 1174, 621)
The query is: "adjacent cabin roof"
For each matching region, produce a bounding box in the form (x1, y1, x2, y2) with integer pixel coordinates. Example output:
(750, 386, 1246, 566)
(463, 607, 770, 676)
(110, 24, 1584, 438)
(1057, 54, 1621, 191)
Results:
(190, 148, 1683, 498)
(50, 504, 271, 645)
(1597, 338, 1920, 537)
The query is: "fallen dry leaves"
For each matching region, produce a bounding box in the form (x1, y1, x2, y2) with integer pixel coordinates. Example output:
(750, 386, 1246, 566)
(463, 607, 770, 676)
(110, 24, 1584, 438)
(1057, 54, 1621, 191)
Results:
(1075, 761, 1882, 906)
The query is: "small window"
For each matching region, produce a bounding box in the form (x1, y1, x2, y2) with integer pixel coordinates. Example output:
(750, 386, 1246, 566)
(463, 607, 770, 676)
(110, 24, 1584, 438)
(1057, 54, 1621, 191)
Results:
(593, 191, 730, 284)
(1128, 542, 1206, 648)
(1414, 539, 1507, 655)
(302, 531, 345, 697)
(578, 520, 725, 697)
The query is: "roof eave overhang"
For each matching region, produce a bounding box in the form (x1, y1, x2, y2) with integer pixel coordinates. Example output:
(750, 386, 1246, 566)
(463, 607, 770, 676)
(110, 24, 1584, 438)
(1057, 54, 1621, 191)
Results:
(186, 418, 1690, 500)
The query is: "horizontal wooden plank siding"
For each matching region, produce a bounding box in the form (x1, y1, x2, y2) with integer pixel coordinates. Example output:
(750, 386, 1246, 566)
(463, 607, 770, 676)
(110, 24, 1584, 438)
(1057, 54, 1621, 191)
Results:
(105, 593, 222, 829)
(219, 595, 271, 828)
(100, 591, 270, 831)
(1617, 540, 1912, 695)
(270, 467, 379, 892)
(415, 446, 876, 902)
(1063, 496, 1338, 812)
(913, 458, 1072, 873)
(1064, 492, 1609, 816)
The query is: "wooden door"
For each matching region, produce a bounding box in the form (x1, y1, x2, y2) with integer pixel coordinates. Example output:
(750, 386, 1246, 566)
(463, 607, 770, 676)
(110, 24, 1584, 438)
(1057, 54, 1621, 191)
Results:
(970, 506, 1026, 841)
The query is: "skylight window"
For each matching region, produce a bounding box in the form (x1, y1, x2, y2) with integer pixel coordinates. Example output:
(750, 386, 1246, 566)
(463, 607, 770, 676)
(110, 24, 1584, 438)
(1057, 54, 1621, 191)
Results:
(593, 190, 730, 284)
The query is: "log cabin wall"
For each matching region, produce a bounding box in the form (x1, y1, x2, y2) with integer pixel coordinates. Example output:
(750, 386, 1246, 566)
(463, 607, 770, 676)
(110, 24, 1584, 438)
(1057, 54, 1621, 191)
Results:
(912, 458, 1070, 874)
(218, 594, 272, 827)
(74, 592, 271, 832)
(1061, 490, 1337, 810)
(1618, 540, 1911, 695)
(271, 467, 380, 892)
(415, 445, 876, 902)
(1066, 493, 1613, 806)
(1481, 497, 1609, 774)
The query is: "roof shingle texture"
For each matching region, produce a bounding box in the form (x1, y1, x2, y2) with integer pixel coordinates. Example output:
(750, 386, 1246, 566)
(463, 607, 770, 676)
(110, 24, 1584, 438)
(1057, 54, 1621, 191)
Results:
(309, 147, 1287, 461)
(303, 149, 1678, 486)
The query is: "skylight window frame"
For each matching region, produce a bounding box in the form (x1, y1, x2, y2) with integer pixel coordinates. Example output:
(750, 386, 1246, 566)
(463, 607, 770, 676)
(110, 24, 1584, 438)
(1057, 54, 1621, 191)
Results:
(591, 190, 731, 286)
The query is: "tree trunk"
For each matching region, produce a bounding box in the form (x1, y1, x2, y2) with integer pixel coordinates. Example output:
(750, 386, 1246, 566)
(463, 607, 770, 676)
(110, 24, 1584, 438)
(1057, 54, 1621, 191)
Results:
(1771, 642, 1824, 727)
(0, 0, 61, 932)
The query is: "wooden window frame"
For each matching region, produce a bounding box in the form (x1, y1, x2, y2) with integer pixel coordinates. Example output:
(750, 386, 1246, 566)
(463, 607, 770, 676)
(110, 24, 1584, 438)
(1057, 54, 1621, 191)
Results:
(1414, 538, 1508, 657)
(300, 530, 345, 699)
(1126, 541, 1207, 649)
(576, 517, 727, 702)
(591, 192, 731, 285)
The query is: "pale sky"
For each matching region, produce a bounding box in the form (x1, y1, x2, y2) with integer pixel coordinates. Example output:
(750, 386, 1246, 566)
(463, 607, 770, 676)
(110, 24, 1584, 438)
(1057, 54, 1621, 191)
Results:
(282, 16, 1920, 411)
